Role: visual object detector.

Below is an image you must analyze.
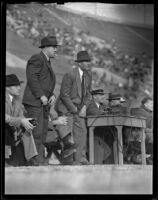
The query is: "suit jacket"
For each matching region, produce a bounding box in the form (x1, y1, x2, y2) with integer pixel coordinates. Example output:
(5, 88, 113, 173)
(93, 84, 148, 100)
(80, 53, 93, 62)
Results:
(130, 106, 153, 129)
(5, 92, 24, 133)
(110, 105, 129, 115)
(5, 92, 38, 160)
(86, 100, 106, 116)
(22, 51, 56, 107)
(55, 67, 92, 115)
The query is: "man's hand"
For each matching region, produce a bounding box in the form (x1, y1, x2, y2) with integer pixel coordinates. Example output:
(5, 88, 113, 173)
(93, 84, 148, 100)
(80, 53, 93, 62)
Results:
(48, 95, 56, 106)
(20, 118, 35, 131)
(40, 95, 48, 105)
(52, 116, 68, 126)
(79, 105, 87, 118)
(56, 116, 68, 125)
(50, 106, 58, 120)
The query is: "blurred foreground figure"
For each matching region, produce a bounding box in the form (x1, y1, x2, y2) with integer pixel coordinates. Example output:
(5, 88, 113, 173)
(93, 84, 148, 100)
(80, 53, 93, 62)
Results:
(5, 74, 38, 167)
(45, 106, 76, 165)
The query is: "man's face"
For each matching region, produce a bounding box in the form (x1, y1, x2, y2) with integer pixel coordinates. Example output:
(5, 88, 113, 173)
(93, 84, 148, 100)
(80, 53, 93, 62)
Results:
(94, 94, 105, 104)
(47, 46, 58, 58)
(144, 100, 153, 111)
(6, 85, 21, 96)
(78, 62, 91, 72)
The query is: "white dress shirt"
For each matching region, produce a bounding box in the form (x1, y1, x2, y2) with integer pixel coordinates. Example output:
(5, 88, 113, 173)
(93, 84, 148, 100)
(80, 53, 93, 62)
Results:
(8, 94, 13, 103)
(95, 102, 100, 108)
(78, 67, 83, 81)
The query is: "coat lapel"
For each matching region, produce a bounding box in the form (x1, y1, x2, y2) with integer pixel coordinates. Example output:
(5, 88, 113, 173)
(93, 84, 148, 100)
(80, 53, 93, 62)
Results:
(5, 92, 13, 115)
(12, 97, 23, 117)
(40, 52, 56, 82)
(74, 67, 82, 98)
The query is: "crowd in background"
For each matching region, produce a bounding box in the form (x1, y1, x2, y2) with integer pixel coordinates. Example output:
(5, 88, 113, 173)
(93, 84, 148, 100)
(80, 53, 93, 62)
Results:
(7, 4, 153, 101)
(5, 4, 153, 167)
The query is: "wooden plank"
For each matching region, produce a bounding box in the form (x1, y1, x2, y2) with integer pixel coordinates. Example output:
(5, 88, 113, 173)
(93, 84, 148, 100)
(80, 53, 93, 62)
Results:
(87, 115, 146, 128)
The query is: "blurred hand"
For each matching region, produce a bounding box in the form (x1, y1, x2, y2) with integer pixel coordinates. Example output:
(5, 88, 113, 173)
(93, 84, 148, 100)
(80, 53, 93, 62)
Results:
(20, 118, 35, 131)
(50, 106, 58, 120)
(79, 105, 87, 118)
(48, 95, 56, 106)
(40, 95, 48, 105)
(56, 116, 68, 125)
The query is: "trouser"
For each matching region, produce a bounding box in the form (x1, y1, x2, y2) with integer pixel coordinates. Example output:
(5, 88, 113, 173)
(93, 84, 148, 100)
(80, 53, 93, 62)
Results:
(24, 105, 49, 162)
(73, 114, 87, 163)
(6, 142, 27, 166)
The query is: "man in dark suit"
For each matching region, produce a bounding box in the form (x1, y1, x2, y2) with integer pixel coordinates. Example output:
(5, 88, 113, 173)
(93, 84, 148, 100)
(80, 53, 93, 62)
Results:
(86, 89, 109, 116)
(87, 89, 112, 164)
(55, 51, 92, 165)
(130, 97, 153, 164)
(22, 36, 58, 165)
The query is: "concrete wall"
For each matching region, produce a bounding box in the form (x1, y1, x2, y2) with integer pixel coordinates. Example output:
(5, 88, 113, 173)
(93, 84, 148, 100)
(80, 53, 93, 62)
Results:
(60, 3, 154, 28)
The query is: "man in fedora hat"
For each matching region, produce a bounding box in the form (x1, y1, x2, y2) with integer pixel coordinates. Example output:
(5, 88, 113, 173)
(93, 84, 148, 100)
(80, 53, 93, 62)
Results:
(86, 89, 109, 116)
(5, 74, 38, 166)
(55, 50, 92, 165)
(86, 89, 112, 164)
(22, 36, 59, 165)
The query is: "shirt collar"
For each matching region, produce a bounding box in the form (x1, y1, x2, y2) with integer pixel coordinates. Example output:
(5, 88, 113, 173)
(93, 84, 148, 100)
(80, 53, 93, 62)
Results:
(78, 67, 83, 80)
(8, 94, 13, 102)
(96, 102, 100, 108)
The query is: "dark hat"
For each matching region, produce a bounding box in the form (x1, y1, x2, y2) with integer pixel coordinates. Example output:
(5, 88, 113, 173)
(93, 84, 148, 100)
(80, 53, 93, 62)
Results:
(6, 74, 24, 87)
(108, 93, 126, 102)
(39, 36, 59, 48)
(91, 89, 105, 96)
(75, 51, 91, 62)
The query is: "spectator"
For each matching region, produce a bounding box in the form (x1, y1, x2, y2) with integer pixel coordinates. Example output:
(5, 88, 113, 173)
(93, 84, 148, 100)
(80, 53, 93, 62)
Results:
(22, 36, 59, 166)
(86, 89, 112, 164)
(5, 74, 38, 167)
(55, 51, 92, 165)
(130, 97, 153, 164)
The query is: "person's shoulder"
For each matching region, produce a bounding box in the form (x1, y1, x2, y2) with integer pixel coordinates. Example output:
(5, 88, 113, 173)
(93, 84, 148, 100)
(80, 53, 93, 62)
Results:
(28, 52, 42, 62)
(87, 101, 96, 108)
(111, 105, 128, 114)
(63, 68, 76, 78)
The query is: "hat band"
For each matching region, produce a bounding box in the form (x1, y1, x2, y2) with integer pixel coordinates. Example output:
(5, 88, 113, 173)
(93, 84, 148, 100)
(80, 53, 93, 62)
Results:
(6, 81, 23, 87)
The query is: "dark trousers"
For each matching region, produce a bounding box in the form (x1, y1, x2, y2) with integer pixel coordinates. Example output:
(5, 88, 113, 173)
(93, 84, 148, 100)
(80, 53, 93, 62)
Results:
(24, 105, 49, 162)
(73, 114, 88, 163)
(6, 142, 27, 166)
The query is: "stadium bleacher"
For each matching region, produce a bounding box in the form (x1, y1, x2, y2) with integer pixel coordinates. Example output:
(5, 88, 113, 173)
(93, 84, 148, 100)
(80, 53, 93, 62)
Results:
(6, 3, 153, 106)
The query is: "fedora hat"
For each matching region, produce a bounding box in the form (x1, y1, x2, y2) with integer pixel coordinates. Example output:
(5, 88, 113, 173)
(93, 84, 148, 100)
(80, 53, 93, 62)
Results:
(75, 51, 91, 62)
(6, 74, 24, 87)
(39, 36, 59, 48)
(91, 89, 105, 96)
